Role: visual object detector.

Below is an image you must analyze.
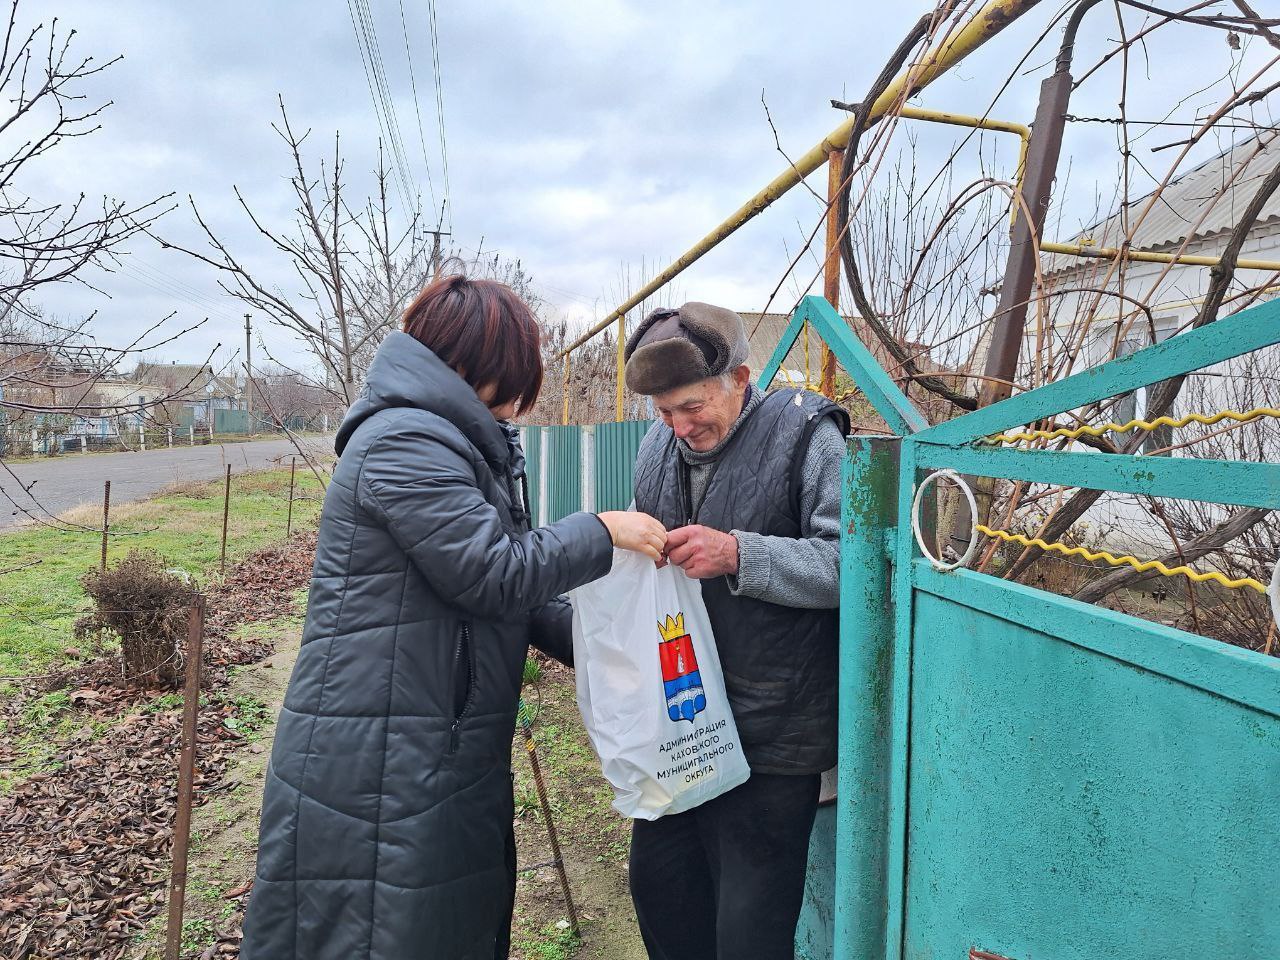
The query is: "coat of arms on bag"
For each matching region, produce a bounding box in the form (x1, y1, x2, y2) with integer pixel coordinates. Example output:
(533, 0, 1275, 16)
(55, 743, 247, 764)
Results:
(658, 613, 707, 723)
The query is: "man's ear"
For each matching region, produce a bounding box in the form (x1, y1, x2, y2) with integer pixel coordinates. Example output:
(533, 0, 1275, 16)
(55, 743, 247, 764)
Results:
(732, 365, 752, 390)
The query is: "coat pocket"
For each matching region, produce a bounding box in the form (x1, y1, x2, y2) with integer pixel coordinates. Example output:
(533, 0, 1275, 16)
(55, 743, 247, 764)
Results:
(721, 669, 789, 746)
(449, 621, 476, 754)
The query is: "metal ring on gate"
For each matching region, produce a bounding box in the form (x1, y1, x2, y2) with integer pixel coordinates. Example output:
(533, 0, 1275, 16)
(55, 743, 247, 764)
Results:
(911, 469, 979, 572)
(1270, 556, 1280, 629)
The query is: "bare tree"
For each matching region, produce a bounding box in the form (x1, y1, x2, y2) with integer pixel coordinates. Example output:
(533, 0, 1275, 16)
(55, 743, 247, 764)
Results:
(0, 0, 208, 471)
(0, 0, 172, 328)
(160, 98, 434, 406)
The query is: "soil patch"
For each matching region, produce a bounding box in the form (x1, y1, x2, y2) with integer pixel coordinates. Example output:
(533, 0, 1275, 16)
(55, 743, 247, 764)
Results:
(0, 534, 316, 958)
(511, 660, 645, 960)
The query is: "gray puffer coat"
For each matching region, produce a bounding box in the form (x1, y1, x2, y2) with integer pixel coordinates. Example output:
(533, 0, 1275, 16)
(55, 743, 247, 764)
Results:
(239, 332, 612, 959)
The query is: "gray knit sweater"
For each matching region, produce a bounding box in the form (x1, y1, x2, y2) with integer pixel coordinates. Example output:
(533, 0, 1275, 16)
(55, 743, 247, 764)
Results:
(678, 385, 843, 609)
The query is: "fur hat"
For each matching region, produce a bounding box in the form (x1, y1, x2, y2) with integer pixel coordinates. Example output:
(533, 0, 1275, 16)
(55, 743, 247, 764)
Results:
(623, 302, 750, 396)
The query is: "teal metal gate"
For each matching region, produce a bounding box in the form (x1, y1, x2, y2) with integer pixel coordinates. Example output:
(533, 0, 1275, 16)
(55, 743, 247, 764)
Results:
(771, 295, 1280, 960)
(524, 295, 1278, 959)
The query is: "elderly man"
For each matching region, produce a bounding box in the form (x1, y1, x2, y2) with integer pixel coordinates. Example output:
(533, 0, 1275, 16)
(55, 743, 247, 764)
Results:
(624, 302, 849, 960)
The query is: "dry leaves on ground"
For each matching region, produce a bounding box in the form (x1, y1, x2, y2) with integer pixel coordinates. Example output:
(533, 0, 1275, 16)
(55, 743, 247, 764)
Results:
(0, 534, 316, 959)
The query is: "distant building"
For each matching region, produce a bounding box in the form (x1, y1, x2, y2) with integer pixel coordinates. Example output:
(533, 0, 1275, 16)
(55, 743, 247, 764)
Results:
(741, 310, 956, 427)
(130, 362, 242, 427)
(1038, 135, 1280, 443)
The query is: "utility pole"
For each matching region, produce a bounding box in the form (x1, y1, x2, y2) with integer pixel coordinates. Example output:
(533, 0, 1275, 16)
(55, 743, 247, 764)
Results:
(426, 200, 451, 280)
(243, 313, 254, 433)
(425, 227, 451, 280)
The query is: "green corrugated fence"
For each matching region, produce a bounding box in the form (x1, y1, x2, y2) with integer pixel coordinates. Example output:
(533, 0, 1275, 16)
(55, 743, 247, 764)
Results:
(520, 420, 651, 524)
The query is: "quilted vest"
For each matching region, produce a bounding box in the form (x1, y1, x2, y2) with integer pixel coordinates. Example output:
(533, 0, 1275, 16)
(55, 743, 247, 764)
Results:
(633, 388, 848, 774)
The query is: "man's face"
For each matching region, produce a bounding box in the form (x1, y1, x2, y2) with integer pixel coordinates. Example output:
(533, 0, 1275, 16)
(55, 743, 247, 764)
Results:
(653, 367, 750, 452)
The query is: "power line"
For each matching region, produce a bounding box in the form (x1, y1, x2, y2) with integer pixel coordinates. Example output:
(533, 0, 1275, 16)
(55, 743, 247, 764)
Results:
(397, 0, 439, 213)
(355, 0, 419, 209)
(115, 264, 239, 324)
(344, 0, 411, 213)
(123, 260, 236, 312)
(344, 0, 417, 217)
(353, 0, 418, 213)
(427, 0, 451, 232)
(1064, 114, 1280, 131)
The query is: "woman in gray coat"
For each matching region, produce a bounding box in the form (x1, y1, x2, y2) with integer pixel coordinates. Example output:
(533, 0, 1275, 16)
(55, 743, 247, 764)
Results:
(240, 275, 665, 959)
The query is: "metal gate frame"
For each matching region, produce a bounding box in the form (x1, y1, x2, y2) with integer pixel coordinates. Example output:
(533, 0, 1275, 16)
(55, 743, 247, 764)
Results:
(767, 295, 1280, 960)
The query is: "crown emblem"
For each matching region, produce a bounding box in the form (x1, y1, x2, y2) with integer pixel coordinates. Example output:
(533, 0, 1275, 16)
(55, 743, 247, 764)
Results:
(657, 613, 686, 641)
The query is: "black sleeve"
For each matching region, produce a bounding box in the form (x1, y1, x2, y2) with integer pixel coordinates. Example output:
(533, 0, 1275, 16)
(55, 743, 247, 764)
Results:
(528, 595, 575, 668)
(358, 414, 613, 617)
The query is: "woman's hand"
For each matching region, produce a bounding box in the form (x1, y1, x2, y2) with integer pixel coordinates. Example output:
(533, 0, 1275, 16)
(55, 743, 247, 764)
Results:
(598, 511, 667, 563)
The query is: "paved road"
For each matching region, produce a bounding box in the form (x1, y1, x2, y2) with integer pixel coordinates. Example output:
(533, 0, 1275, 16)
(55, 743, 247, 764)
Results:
(0, 437, 332, 531)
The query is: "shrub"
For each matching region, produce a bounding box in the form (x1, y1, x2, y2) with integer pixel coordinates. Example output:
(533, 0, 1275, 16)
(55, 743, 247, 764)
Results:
(76, 550, 200, 687)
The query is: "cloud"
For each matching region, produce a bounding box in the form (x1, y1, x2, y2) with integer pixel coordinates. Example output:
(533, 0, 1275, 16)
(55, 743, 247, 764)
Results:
(22, 0, 1280, 376)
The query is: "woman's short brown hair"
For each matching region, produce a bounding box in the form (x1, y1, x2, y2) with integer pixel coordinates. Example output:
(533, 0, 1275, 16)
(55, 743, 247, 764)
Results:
(401, 275, 543, 415)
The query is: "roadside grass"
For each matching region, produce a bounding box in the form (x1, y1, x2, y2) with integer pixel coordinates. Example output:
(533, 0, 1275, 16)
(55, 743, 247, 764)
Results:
(0, 467, 326, 681)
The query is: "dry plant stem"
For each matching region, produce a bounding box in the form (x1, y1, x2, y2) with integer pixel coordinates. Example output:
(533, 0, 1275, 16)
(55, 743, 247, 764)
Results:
(251, 376, 331, 490)
(1049, 54, 1280, 388)
(1151, 498, 1201, 635)
(0, 0, 174, 322)
(751, 4, 971, 367)
(977, 479, 1027, 573)
(1233, 0, 1280, 50)
(164, 598, 205, 960)
(100, 479, 110, 571)
(1118, 0, 1278, 34)
(158, 97, 433, 407)
(835, 6, 980, 413)
(219, 465, 231, 576)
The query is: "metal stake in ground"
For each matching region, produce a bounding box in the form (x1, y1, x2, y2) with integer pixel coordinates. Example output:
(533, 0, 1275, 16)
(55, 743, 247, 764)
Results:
(518, 700, 580, 936)
(165, 598, 206, 960)
(220, 465, 231, 575)
(100, 480, 111, 571)
(286, 456, 297, 538)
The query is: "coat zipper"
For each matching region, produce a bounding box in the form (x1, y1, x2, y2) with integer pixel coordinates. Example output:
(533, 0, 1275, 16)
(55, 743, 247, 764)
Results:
(449, 621, 476, 753)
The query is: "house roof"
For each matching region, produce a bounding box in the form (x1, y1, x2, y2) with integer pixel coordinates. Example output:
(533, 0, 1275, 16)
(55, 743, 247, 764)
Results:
(741, 312, 823, 377)
(131, 362, 239, 398)
(1047, 134, 1280, 276)
(740, 310, 932, 381)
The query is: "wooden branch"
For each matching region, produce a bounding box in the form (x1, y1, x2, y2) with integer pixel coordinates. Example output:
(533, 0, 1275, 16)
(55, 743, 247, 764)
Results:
(1072, 506, 1269, 603)
(835, 7, 979, 414)
(1006, 140, 1280, 582)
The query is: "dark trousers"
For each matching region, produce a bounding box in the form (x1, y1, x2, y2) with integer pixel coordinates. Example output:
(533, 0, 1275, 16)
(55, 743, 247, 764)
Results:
(629, 772, 820, 960)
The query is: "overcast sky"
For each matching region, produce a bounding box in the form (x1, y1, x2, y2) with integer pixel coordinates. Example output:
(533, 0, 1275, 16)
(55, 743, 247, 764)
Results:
(25, 1, 1277, 373)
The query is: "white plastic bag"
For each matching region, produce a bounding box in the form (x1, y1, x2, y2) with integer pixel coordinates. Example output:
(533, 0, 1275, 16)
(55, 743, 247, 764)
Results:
(570, 549, 751, 820)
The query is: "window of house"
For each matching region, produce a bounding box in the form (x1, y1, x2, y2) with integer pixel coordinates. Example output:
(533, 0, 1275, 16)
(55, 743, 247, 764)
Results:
(1103, 317, 1178, 454)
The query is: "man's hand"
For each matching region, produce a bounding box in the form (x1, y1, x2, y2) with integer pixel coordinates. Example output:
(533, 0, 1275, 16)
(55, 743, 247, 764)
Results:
(664, 525, 739, 579)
